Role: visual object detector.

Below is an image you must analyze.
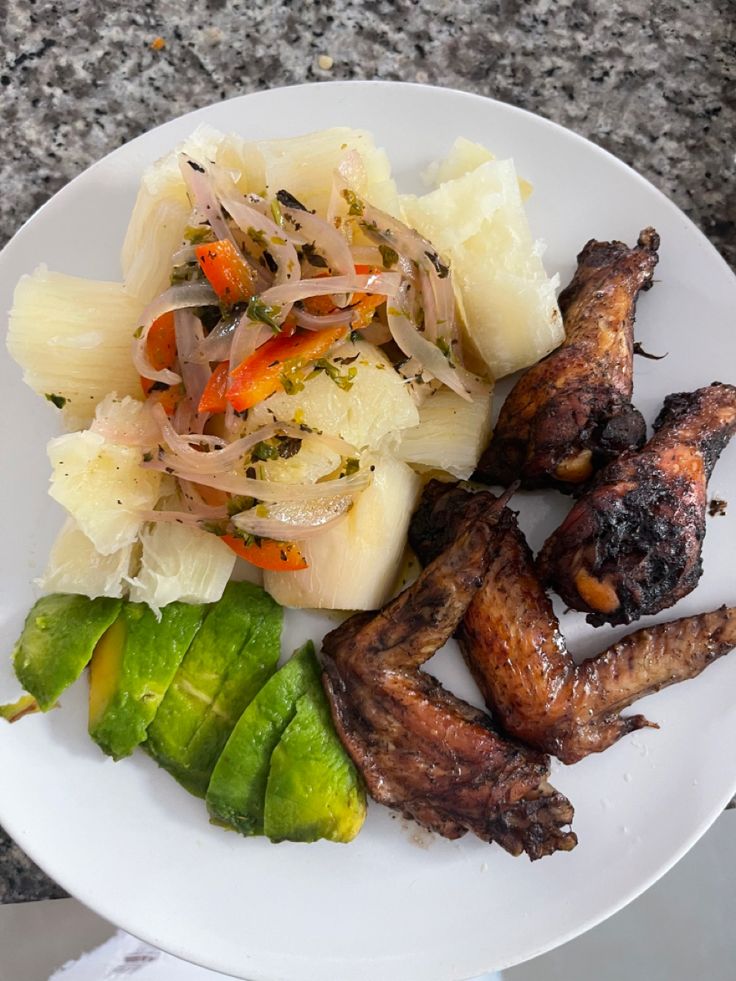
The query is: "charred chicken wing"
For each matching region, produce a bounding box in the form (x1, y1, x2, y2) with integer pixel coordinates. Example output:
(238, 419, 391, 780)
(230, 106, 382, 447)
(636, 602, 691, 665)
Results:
(475, 229, 659, 490)
(537, 382, 736, 626)
(321, 496, 577, 859)
(411, 481, 736, 764)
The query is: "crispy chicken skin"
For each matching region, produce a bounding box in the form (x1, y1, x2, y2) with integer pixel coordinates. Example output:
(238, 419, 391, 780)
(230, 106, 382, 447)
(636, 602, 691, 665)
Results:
(537, 382, 736, 626)
(321, 496, 577, 859)
(475, 229, 659, 491)
(411, 481, 736, 764)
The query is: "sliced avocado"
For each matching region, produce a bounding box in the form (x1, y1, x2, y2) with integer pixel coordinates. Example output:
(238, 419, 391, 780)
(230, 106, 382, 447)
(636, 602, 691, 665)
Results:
(264, 686, 366, 843)
(12, 594, 121, 710)
(207, 641, 321, 834)
(145, 581, 282, 798)
(88, 601, 205, 761)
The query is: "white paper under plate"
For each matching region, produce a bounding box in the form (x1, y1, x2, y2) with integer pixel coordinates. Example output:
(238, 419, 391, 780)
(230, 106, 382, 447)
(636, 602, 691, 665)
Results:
(1, 82, 735, 981)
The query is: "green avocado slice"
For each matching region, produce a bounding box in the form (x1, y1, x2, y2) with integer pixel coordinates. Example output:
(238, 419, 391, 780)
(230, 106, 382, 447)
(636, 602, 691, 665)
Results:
(145, 581, 282, 798)
(12, 594, 122, 710)
(206, 641, 321, 834)
(88, 601, 205, 761)
(264, 686, 366, 843)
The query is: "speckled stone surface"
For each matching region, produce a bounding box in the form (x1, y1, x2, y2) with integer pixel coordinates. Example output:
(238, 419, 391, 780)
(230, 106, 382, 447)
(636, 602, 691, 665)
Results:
(0, 0, 734, 903)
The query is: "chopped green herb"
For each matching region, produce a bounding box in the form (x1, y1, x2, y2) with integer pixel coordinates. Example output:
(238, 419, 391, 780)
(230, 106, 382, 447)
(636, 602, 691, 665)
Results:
(379, 244, 399, 268)
(251, 440, 281, 462)
(311, 359, 358, 391)
(301, 241, 328, 269)
(227, 495, 256, 517)
(142, 451, 154, 463)
(45, 393, 67, 410)
(276, 189, 309, 212)
(247, 226, 267, 247)
(184, 225, 214, 245)
(425, 250, 450, 279)
(270, 200, 283, 226)
(279, 358, 307, 395)
(341, 188, 364, 217)
(246, 296, 282, 333)
(201, 520, 229, 537)
(436, 336, 452, 360)
(133, 326, 144, 339)
(344, 457, 360, 476)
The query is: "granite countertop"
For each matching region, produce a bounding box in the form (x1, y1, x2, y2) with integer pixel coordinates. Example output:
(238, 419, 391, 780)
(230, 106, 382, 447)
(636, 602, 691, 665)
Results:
(1, 0, 734, 903)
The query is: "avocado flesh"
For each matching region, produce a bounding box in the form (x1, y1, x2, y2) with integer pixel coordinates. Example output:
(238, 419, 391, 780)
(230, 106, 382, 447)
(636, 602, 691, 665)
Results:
(207, 642, 321, 834)
(88, 601, 205, 761)
(264, 687, 366, 843)
(13, 594, 122, 710)
(145, 581, 282, 798)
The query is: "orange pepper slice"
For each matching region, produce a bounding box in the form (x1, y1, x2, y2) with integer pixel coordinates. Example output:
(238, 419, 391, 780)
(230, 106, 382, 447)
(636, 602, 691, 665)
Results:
(221, 535, 308, 571)
(226, 326, 347, 412)
(195, 240, 256, 306)
(198, 361, 230, 414)
(140, 311, 178, 398)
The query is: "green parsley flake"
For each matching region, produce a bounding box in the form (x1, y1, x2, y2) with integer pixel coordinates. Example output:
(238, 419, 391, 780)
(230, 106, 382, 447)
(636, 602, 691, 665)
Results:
(341, 188, 365, 217)
(379, 244, 399, 268)
(246, 296, 282, 332)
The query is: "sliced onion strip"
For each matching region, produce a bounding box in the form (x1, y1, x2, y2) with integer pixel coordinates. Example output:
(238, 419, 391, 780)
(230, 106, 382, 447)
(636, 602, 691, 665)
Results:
(132, 283, 218, 385)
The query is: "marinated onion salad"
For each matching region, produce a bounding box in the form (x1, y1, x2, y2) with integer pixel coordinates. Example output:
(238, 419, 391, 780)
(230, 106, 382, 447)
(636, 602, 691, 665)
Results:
(8, 127, 563, 611)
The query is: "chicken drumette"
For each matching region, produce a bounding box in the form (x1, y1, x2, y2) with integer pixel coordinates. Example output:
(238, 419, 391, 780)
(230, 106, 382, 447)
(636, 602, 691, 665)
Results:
(411, 481, 736, 764)
(475, 229, 659, 491)
(321, 494, 577, 859)
(537, 382, 736, 626)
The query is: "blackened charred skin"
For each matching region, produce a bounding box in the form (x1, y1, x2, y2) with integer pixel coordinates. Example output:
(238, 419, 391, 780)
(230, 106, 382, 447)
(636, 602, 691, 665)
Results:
(537, 382, 736, 626)
(411, 480, 736, 764)
(322, 498, 577, 859)
(475, 228, 659, 492)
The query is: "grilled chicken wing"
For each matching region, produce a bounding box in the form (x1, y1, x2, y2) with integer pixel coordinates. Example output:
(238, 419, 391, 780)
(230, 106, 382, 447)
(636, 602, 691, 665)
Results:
(411, 481, 736, 764)
(475, 229, 659, 491)
(538, 382, 736, 626)
(321, 496, 577, 859)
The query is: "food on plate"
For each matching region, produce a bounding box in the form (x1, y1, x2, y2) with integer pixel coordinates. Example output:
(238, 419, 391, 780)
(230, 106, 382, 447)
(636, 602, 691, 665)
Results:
(7, 119, 735, 862)
(6, 590, 362, 843)
(396, 387, 493, 480)
(411, 481, 736, 763)
(38, 518, 137, 600)
(538, 382, 736, 625)
(402, 151, 562, 379)
(145, 581, 282, 796)
(207, 641, 322, 834)
(322, 492, 577, 860)
(6, 125, 557, 612)
(263, 453, 420, 610)
(264, 685, 366, 844)
(475, 229, 659, 490)
(88, 601, 205, 760)
(13, 595, 122, 710)
(7, 269, 143, 429)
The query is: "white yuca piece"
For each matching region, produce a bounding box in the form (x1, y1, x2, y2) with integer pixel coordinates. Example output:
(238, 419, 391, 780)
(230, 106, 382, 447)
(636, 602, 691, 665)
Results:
(7, 268, 143, 429)
(37, 518, 135, 599)
(48, 431, 161, 555)
(127, 522, 235, 613)
(424, 136, 533, 200)
(258, 127, 399, 217)
(402, 158, 562, 379)
(248, 340, 419, 451)
(264, 454, 420, 610)
(397, 387, 494, 480)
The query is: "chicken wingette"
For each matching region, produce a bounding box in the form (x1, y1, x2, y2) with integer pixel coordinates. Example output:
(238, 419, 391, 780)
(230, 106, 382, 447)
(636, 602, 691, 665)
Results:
(411, 481, 736, 764)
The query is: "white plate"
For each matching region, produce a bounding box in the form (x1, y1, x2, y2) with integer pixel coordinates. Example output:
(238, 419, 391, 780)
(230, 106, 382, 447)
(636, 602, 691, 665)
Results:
(1, 81, 735, 981)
